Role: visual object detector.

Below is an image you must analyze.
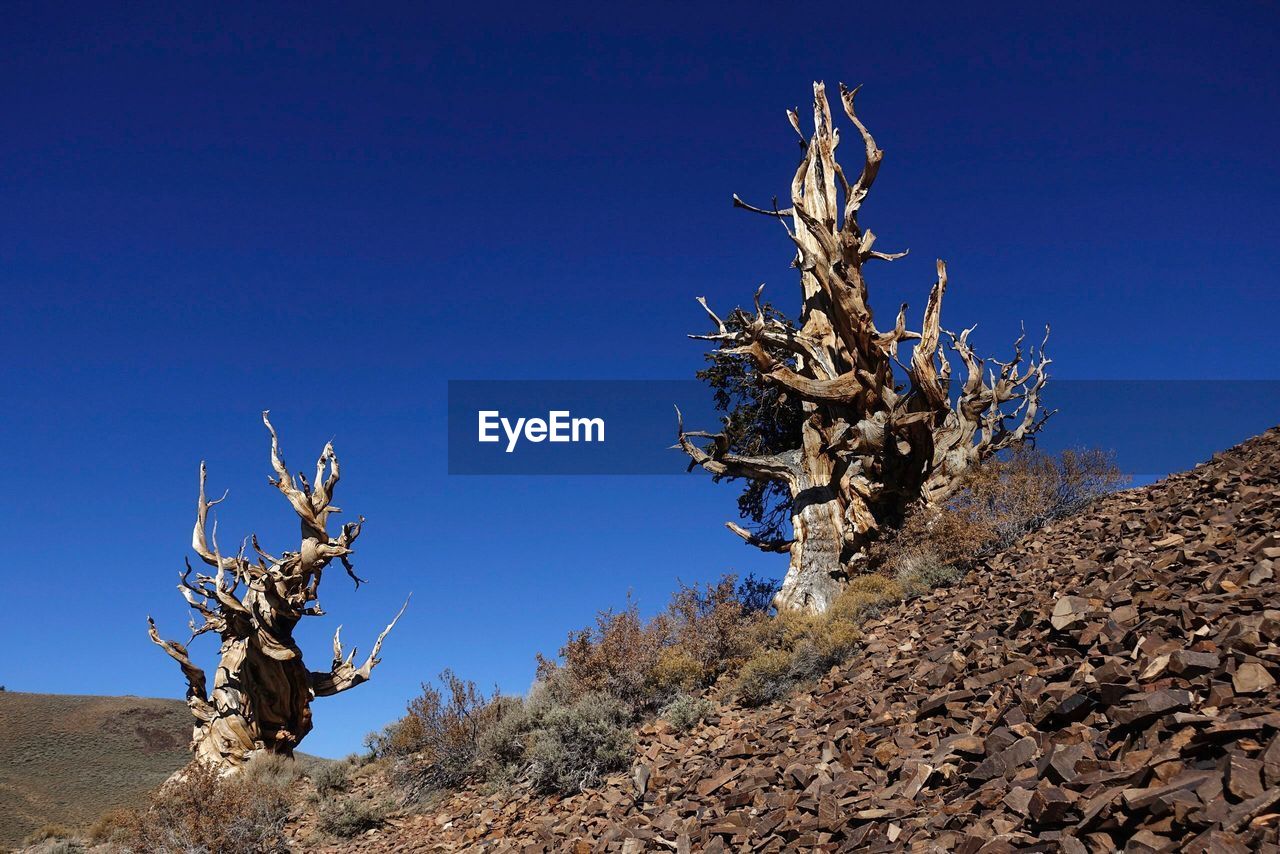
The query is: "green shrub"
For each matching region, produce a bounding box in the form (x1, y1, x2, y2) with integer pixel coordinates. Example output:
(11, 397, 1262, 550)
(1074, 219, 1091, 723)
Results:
(475, 693, 539, 785)
(311, 759, 351, 794)
(733, 649, 793, 707)
(526, 693, 634, 794)
(476, 684, 633, 795)
(316, 794, 387, 838)
(241, 750, 302, 790)
(660, 693, 715, 732)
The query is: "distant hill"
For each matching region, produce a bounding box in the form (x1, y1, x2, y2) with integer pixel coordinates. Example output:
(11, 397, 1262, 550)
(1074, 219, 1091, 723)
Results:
(0, 692, 191, 847)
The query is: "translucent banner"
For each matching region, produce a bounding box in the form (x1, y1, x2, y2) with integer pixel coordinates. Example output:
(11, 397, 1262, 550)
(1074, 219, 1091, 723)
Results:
(447, 380, 1280, 476)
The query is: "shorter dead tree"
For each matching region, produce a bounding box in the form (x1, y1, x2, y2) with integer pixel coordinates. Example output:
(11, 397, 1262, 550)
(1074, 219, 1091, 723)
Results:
(679, 82, 1052, 614)
(149, 412, 409, 769)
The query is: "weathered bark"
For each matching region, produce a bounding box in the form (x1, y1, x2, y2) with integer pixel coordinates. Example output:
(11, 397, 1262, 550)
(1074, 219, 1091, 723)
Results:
(679, 83, 1052, 613)
(148, 412, 408, 769)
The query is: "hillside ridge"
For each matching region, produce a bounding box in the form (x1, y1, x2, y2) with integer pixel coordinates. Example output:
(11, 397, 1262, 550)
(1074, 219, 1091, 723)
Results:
(0, 692, 192, 847)
(297, 426, 1280, 852)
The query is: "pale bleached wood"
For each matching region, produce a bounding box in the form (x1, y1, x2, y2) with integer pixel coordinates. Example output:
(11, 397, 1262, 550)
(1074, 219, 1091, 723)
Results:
(679, 83, 1052, 614)
(148, 413, 408, 769)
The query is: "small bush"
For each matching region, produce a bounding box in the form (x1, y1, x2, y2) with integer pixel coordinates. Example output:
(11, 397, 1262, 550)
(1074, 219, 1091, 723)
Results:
(534, 575, 771, 718)
(828, 575, 904, 622)
(650, 648, 704, 694)
(807, 618, 864, 665)
(959, 446, 1124, 548)
(892, 547, 963, 597)
(660, 693, 715, 732)
(476, 685, 633, 795)
(736, 573, 780, 615)
(368, 670, 504, 800)
(540, 598, 668, 712)
(241, 750, 303, 790)
(316, 794, 387, 838)
(731, 575, 910, 707)
(526, 692, 634, 794)
(475, 693, 540, 784)
(733, 648, 793, 707)
(116, 760, 291, 853)
(311, 759, 351, 794)
(661, 577, 763, 691)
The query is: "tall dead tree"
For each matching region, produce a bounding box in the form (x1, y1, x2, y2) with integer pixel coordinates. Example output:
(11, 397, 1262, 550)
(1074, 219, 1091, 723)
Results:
(148, 412, 409, 768)
(679, 83, 1051, 614)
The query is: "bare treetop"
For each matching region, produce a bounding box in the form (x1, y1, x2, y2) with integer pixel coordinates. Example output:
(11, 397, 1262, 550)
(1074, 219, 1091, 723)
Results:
(680, 83, 1051, 613)
(149, 412, 408, 768)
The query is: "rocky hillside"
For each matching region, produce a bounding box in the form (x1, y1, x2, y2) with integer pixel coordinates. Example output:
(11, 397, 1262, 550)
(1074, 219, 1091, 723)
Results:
(0, 693, 192, 847)
(297, 427, 1280, 852)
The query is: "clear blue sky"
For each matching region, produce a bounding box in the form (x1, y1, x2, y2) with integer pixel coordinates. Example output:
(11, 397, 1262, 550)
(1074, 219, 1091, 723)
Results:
(1, 2, 1276, 757)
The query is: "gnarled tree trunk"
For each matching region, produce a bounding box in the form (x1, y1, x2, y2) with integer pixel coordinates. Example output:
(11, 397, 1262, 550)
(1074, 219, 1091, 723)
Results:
(679, 83, 1051, 613)
(148, 412, 408, 769)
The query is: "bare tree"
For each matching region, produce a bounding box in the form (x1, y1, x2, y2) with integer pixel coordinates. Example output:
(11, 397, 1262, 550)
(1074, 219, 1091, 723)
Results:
(679, 83, 1051, 614)
(148, 412, 409, 768)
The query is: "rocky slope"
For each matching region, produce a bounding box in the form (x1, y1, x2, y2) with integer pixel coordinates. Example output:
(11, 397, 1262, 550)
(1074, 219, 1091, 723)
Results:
(296, 427, 1280, 852)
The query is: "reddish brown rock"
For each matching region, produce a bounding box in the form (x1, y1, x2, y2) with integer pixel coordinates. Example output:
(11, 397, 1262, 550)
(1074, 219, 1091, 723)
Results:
(285, 428, 1280, 853)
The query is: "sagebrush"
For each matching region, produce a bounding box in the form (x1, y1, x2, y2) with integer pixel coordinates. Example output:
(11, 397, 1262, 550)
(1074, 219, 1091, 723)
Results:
(368, 451, 1119, 800)
(112, 760, 292, 853)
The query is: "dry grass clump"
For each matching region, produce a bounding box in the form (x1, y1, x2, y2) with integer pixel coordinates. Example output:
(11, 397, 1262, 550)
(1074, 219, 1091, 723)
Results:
(22, 842, 83, 854)
(110, 759, 292, 853)
(85, 808, 135, 846)
(241, 750, 304, 790)
(22, 824, 76, 845)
